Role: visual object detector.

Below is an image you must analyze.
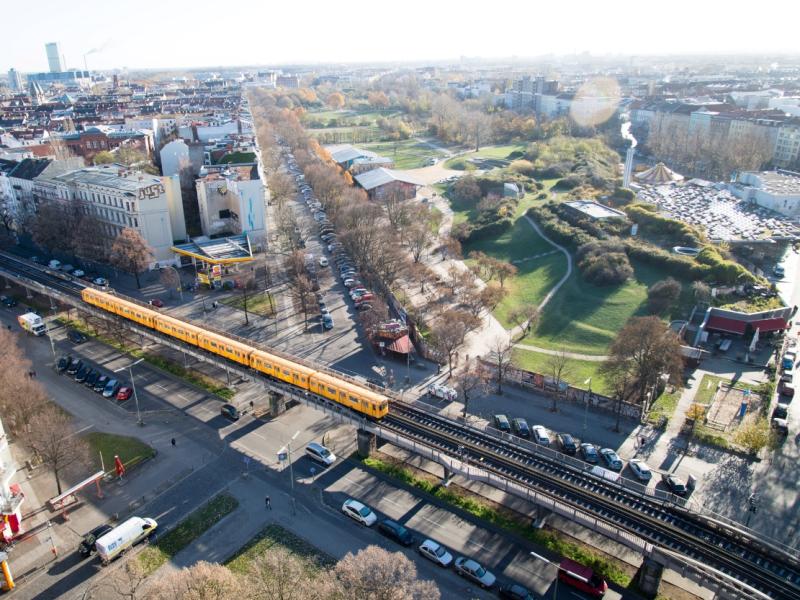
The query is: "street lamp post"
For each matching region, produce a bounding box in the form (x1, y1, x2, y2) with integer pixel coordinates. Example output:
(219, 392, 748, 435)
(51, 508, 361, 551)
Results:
(278, 430, 300, 516)
(115, 358, 145, 426)
(583, 378, 592, 438)
(529, 551, 559, 600)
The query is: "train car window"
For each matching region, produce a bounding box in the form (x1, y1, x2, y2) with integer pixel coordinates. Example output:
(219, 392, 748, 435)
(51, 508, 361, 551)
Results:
(283, 369, 290, 375)
(328, 386, 336, 394)
(339, 391, 346, 399)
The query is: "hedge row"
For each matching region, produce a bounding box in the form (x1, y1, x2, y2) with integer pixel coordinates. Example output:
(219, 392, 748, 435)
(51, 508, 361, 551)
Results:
(624, 204, 703, 246)
(528, 206, 595, 248)
(624, 239, 709, 280)
(467, 217, 514, 242)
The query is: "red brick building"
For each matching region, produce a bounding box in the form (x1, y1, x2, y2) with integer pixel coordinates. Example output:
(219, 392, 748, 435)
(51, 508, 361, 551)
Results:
(58, 126, 153, 162)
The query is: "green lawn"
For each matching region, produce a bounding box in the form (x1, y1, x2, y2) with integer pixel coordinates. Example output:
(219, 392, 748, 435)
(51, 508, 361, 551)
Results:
(512, 349, 613, 395)
(361, 139, 448, 170)
(226, 523, 333, 574)
(523, 260, 691, 356)
(84, 432, 155, 474)
(216, 151, 256, 164)
(221, 291, 276, 317)
(138, 493, 239, 575)
(647, 385, 684, 425)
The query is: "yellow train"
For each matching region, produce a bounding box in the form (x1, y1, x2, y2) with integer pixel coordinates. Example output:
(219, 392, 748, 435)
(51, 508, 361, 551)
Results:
(81, 288, 389, 418)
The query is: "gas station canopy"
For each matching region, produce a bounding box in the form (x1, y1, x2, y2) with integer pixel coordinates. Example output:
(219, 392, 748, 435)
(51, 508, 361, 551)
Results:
(171, 234, 253, 265)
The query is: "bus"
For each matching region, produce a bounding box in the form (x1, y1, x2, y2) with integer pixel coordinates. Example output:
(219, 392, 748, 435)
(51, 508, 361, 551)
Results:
(558, 558, 608, 597)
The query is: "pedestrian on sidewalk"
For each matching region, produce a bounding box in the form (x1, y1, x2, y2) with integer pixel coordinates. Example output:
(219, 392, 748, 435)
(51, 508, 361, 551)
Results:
(265, 495, 271, 510)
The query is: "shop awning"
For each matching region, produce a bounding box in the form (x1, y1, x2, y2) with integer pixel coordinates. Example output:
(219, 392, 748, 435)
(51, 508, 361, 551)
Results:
(749, 318, 788, 333)
(705, 316, 747, 335)
(171, 234, 253, 265)
(387, 335, 414, 355)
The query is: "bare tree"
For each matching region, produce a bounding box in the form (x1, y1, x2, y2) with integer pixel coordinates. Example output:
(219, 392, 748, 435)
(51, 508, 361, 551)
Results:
(334, 545, 440, 600)
(75, 214, 110, 264)
(495, 262, 518, 288)
(110, 228, 154, 289)
(545, 348, 571, 412)
(143, 561, 241, 600)
(159, 267, 180, 299)
(441, 236, 462, 261)
(431, 310, 479, 377)
(454, 361, 490, 420)
(0, 328, 50, 435)
(404, 221, 434, 264)
(237, 268, 257, 326)
(488, 336, 515, 395)
(508, 303, 540, 340)
(267, 172, 295, 209)
(479, 284, 507, 312)
(380, 188, 412, 230)
(286, 273, 317, 330)
(26, 405, 90, 495)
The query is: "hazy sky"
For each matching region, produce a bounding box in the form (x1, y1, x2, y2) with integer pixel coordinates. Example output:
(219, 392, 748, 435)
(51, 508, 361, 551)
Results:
(3, 0, 798, 72)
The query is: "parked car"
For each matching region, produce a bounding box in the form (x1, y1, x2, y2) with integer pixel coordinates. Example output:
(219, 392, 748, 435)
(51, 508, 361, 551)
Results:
(116, 387, 133, 402)
(78, 524, 114, 558)
(428, 383, 457, 401)
(511, 418, 530, 438)
(354, 294, 375, 306)
(103, 379, 121, 398)
(74, 366, 90, 383)
(661, 473, 687, 496)
(772, 417, 789, 437)
(93, 277, 108, 286)
(148, 299, 164, 308)
(494, 414, 511, 433)
(454, 557, 496, 589)
(0, 295, 17, 307)
(599, 448, 623, 471)
(322, 314, 334, 330)
(418, 539, 452, 567)
(57, 355, 71, 373)
(220, 403, 240, 421)
(62, 264, 75, 274)
(377, 519, 415, 546)
(72, 269, 85, 278)
(67, 329, 88, 344)
(341, 499, 377, 526)
(305, 442, 336, 466)
(773, 404, 789, 420)
(318, 257, 329, 267)
(774, 265, 785, 278)
(67, 358, 83, 375)
(356, 303, 373, 312)
(628, 458, 653, 482)
(85, 370, 100, 388)
(558, 433, 578, 455)
(499, 583, 535, 600)
(93, 375, 109, 392)
(532, 425, 551, 446)
(48, 259, 62, 270)
(579, 443, 598, 464)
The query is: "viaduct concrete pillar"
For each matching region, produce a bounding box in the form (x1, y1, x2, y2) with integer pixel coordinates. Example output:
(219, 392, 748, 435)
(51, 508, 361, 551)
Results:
(357, 429, 376, 458)
(268, 391, 286, 417)
(636, 557, 664, 598)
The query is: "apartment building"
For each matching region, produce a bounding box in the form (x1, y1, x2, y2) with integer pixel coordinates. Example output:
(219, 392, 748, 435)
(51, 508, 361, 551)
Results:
(195, 165, 265, 245)
(34, 164, 185, 265)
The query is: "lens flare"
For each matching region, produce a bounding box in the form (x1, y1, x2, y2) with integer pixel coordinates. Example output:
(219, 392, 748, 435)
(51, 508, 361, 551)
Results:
(569, 77, 621, 127)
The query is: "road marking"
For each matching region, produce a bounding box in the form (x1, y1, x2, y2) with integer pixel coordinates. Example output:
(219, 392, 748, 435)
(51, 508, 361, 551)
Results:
(155, 383, 168, 391)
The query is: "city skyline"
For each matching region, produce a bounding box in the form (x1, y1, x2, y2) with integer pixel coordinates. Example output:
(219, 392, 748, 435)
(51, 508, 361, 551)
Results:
(3, 0, 800, 73)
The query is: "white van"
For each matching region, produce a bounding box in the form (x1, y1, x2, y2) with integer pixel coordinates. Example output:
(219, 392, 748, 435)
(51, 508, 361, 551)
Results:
(95, 516, 157, 565)
(305, 442, 336, 466)
(48, 259, 62, 270)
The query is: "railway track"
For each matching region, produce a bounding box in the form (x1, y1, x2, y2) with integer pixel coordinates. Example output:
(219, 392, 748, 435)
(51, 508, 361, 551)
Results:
(2, 251, 799, 597)
(386, 403, 800, 599)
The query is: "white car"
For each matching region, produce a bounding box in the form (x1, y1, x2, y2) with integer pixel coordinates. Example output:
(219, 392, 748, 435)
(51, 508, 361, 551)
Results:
(629, 459, 652, 482)
(418, 539, 453, 567)
(532, 425, 551, 446)
(93, 277, 108, 286)
(427, 383, 457, 401)
(454, 557, 496, 589)
(318, 257, 329, 267)
(341, 499, 377, 526)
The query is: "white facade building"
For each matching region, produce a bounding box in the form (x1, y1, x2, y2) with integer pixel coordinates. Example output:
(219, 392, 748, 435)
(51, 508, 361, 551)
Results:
(196, 165, 265, 245)
(35, 164, 185, 265)
(730, 171, 800, 218)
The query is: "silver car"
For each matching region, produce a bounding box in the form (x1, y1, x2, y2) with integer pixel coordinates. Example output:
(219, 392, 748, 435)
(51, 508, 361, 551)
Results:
(418, 539, 453, 567)
(454, 557, 495, 588)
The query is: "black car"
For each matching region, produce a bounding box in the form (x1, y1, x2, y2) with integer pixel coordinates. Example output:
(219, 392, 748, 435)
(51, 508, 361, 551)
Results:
(78, 524, 114, 557)
(499, 583, 535, 600)
(57, 355, 71, 373)
(773, 404, 789, 420)
(220, 403, 240, 421)
(85, 370, 100, 388)
(67, 358, 83, 375)
(493, 414, 511, 433)
(67, 329, 88, 344)
(661, 474, 688, 496)
(93, 375, 109, 392)
(558, 432, 578, 455)
(511, 418, 530, 438)
(377, 519, 414, 546)
(75, 366, 90, 383)
(0, 295, 17, 308)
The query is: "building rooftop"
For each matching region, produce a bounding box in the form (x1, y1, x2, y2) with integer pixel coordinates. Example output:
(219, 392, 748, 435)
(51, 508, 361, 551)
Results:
(9, 158, 51, 181)
(48, 164, 162, 192)
(564, 200, 627, 220)
(354, 167, 423, 191)
(740, 171, 800, 196)
(326, 144, 379, 164)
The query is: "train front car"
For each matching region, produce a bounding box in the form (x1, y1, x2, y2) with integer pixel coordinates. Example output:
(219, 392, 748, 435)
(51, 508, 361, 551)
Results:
(309, 371, 389, 418)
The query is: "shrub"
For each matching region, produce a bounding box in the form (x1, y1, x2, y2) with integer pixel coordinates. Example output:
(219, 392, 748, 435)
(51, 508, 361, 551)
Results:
(625, 203, 703, 245)
(507, 150, 525, 160)
(624, 240, 709, 280)
(696, 246, 758, 285)
(577, 240, 633, 285)
(647, 278, 682, 314)
(510, 159, 536, 177)
(467, 217, 513, 242)
(451, 175, 482, 205)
